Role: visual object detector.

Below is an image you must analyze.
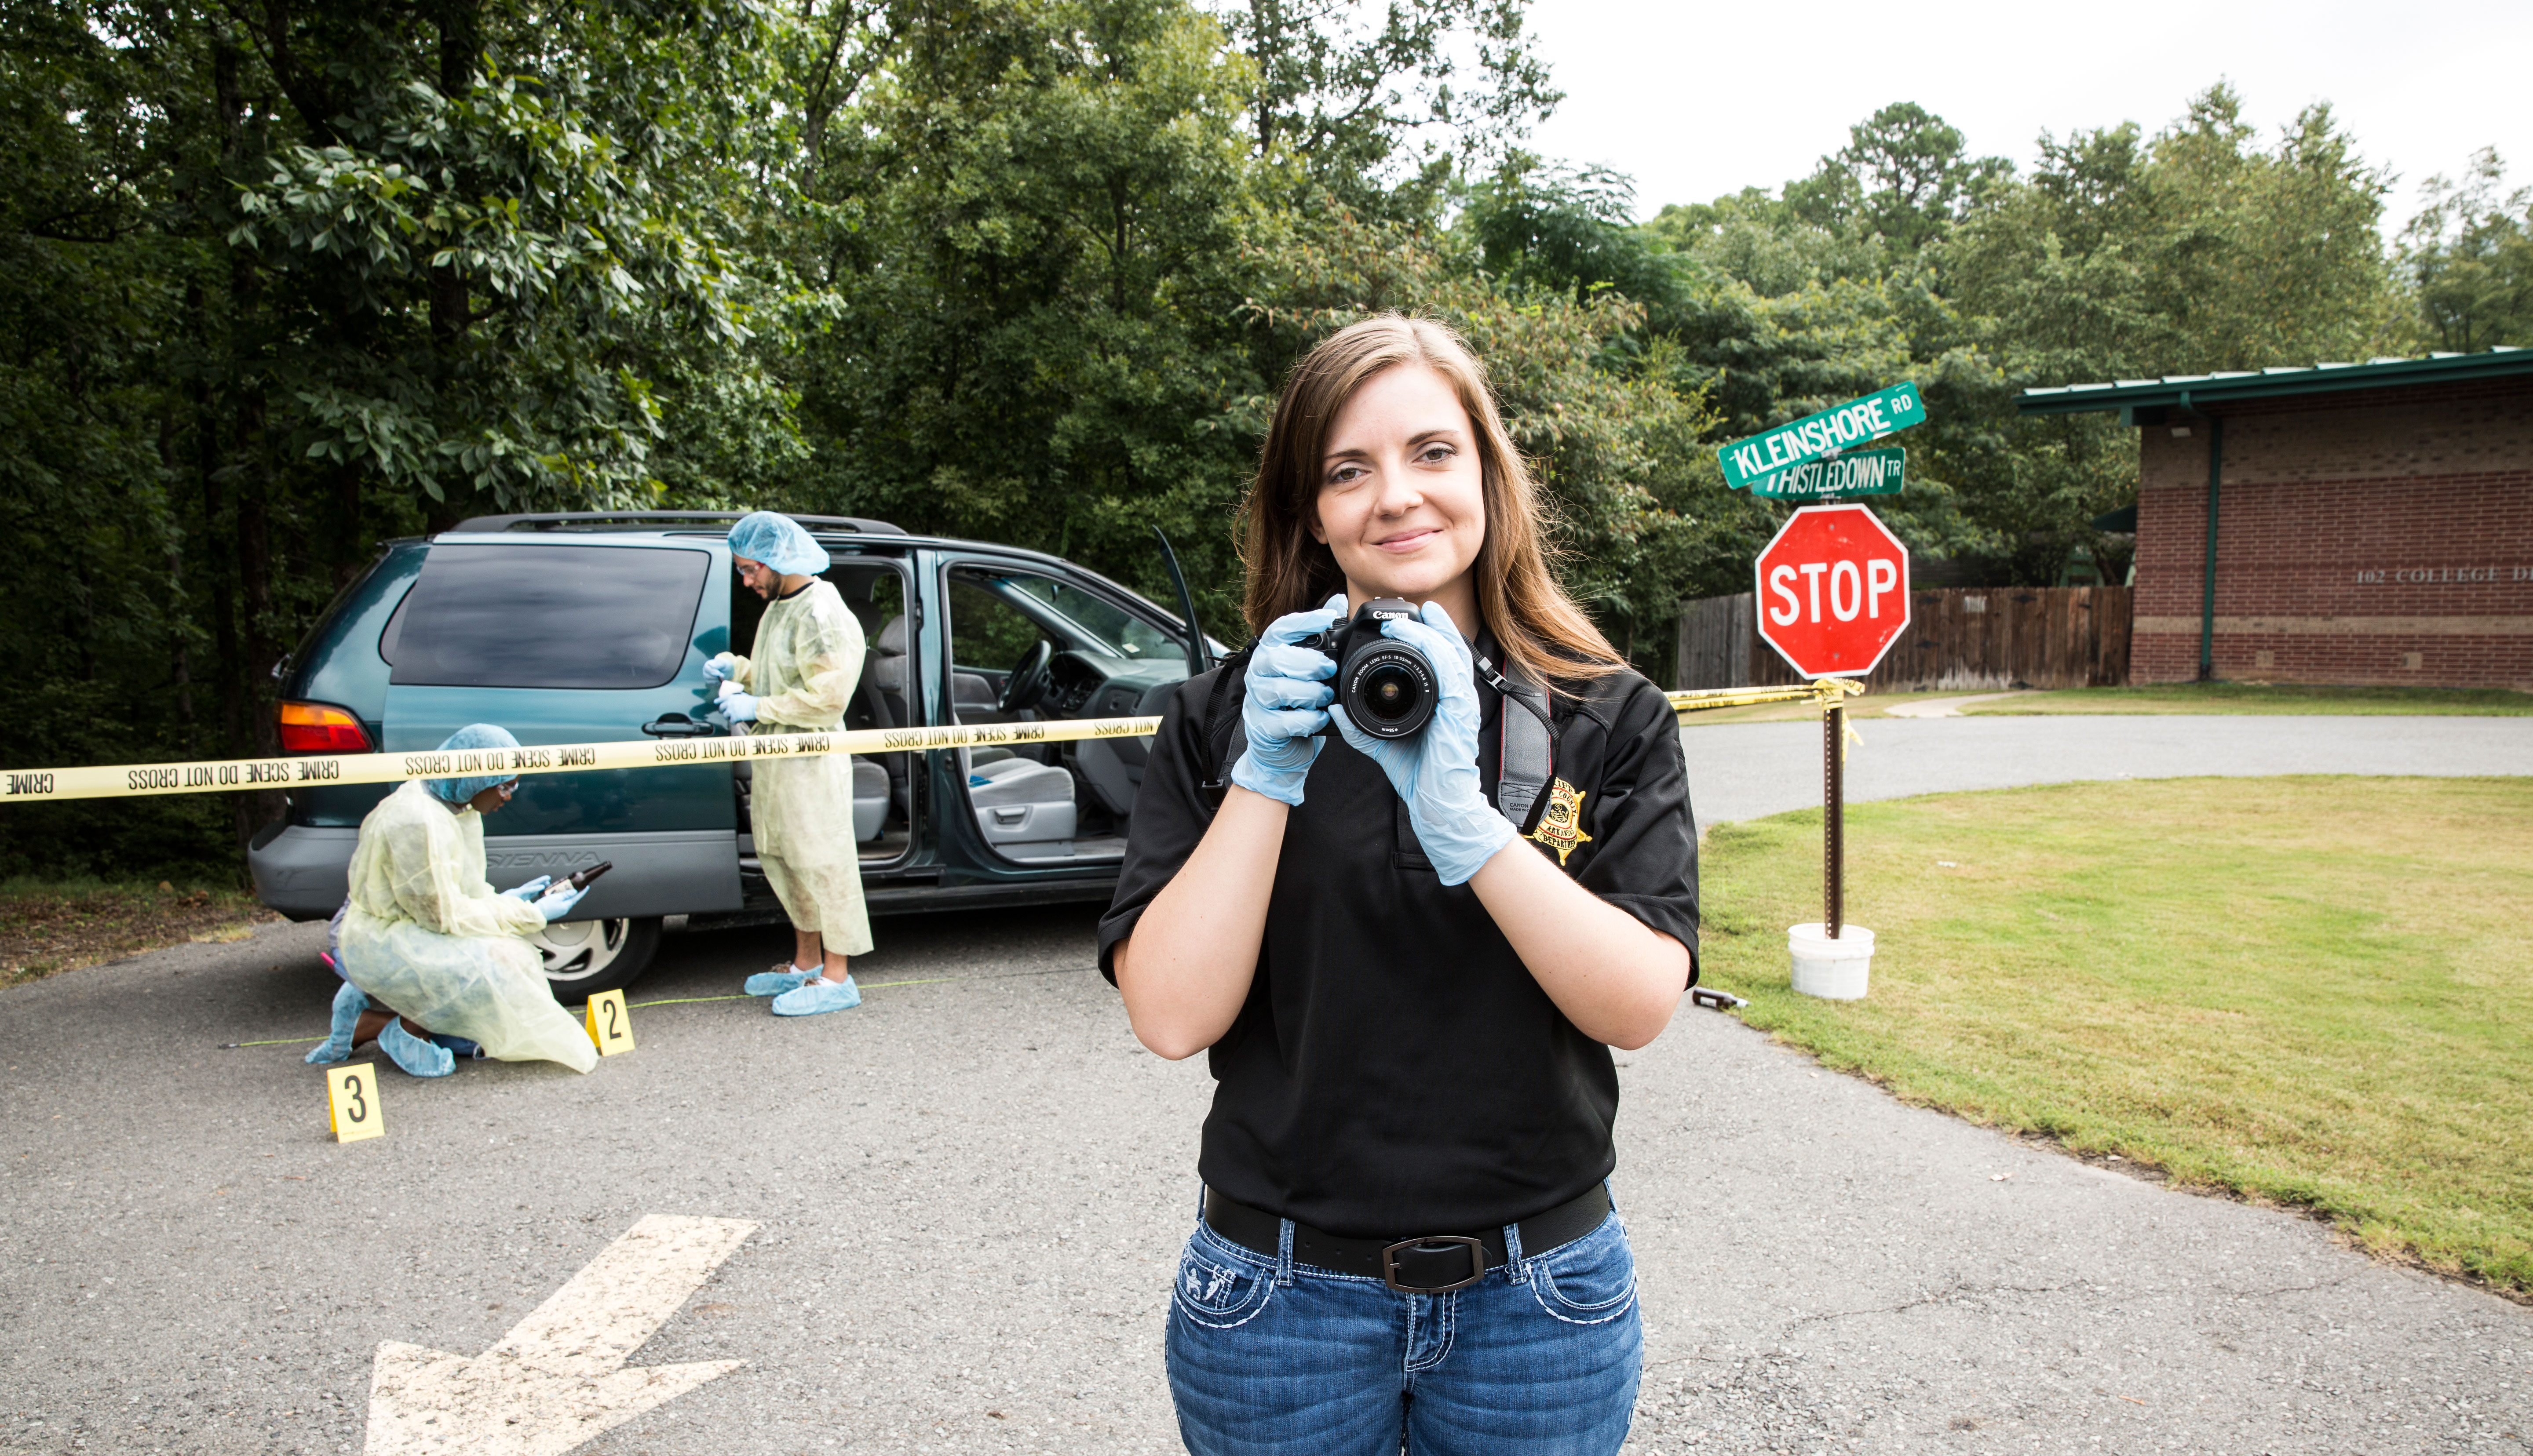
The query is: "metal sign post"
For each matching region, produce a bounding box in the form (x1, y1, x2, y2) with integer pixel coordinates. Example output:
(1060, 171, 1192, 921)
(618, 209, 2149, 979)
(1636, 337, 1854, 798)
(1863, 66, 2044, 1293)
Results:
(1825, 692, 1845, 939)
(1810, 678, 1861, 940)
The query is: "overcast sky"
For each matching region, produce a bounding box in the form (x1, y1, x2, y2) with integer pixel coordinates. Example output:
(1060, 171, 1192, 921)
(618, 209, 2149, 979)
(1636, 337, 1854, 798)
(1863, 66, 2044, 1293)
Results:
(1519, 0, 2533, 235)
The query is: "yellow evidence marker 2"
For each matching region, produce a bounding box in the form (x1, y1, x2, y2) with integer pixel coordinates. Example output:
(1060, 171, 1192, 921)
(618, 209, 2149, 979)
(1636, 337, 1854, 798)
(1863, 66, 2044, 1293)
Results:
(326, 1063, 384, 1143)
(585, 990, 635, 1056)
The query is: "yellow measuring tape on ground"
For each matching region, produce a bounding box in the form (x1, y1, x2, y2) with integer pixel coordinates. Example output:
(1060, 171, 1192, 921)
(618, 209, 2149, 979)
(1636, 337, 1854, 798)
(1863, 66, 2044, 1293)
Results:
(0, 684, 1856, 804)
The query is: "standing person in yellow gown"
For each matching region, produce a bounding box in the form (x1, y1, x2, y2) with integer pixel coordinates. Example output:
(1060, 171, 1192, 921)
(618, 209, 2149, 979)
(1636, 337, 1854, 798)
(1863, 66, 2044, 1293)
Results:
(706, 512, 873, 1017)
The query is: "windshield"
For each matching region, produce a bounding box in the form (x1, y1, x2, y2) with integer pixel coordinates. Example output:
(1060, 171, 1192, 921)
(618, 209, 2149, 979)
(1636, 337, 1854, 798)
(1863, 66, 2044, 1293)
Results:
(992, 574, 1180, 661)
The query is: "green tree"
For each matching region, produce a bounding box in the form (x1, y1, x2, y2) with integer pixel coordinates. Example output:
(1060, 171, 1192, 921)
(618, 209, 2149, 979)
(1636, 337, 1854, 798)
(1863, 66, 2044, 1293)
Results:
(1785, 101, 2013, 258)
(1216, 0, 1558, 211)
(1944, 87, 2401, 380)
(1461, 154, 1683, 309)
(2401, 148, 2533, 351)
(0, 0, 811, 875)
(1931, 87, 2405, 582)
(220, 0, 807, 517)
(791, 0, 1270, 620)
(785, 0, 1612, 643)
(1626, 87, 2412, 593)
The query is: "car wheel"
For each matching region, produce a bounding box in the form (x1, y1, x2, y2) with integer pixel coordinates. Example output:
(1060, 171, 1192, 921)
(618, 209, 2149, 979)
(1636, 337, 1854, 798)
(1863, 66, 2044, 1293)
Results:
(533, 916, 662, 1000)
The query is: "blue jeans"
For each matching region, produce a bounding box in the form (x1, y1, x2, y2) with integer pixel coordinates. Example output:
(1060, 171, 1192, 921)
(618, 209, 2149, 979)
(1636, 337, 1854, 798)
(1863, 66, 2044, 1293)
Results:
(1164, 1196, 1642, 1456)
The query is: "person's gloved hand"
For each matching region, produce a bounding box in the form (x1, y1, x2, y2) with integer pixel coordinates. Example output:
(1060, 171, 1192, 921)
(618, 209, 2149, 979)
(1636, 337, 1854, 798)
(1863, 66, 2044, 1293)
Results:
(1329, 601, 1515, 885)
(1228, 593, 1346, 807)
(500, 874, 554, 902)
(534, 881, 589, 924)
(716, 682, 760, 722)
(703, 652, 739, 684)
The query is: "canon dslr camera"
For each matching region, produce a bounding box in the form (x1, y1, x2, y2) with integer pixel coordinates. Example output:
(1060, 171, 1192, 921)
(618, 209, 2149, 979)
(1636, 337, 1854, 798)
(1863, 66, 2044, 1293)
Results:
(1306, 597, 1437, 740)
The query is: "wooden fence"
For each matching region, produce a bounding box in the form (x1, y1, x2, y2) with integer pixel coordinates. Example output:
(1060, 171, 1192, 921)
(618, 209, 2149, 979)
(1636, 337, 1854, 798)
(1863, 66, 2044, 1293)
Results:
(1675, 586, 2134, 692)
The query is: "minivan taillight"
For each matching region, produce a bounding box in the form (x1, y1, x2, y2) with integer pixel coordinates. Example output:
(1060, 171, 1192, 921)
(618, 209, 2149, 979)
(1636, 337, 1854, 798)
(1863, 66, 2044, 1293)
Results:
(278, 700, 374, 754)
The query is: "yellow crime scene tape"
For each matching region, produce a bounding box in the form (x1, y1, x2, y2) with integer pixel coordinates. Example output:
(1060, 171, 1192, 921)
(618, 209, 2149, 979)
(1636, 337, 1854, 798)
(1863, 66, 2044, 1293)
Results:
(0, 716, 1165, 804)
(1666, 681, 1861, 714)
(2, 684, 1858, 804)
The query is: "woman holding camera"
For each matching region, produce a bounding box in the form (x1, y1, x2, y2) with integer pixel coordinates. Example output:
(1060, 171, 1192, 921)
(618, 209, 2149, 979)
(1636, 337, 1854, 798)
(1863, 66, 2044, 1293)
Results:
(1102, 315, 1699, 1454)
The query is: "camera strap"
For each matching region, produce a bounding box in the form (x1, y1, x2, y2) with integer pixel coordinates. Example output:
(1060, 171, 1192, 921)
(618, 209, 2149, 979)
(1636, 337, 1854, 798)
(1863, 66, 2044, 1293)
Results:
(1197, 646, 1257, 809)
(1474, 652, 1555, 837)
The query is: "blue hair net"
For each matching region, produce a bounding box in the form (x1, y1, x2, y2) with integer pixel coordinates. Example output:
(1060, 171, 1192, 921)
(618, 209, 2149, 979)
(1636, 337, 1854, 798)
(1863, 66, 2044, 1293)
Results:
(726, 512, 830, 577)
(425, 723, 523, 805)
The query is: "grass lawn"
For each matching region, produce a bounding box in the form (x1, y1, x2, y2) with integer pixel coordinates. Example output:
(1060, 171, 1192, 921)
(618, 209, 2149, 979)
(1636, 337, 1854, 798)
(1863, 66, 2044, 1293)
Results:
(1696, 776, 2533, 1295)
(1, 879, 279, 987)
(1679, 682, 2533, 725)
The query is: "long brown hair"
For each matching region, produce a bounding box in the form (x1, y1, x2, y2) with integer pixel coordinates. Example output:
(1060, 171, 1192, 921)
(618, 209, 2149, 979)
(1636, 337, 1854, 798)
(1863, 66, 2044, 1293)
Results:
(1238, 314, 1625, 685)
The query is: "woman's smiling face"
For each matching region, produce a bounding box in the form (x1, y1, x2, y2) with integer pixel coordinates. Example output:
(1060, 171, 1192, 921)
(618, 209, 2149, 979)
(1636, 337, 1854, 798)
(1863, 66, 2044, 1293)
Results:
(1309, 363, 1486, 622)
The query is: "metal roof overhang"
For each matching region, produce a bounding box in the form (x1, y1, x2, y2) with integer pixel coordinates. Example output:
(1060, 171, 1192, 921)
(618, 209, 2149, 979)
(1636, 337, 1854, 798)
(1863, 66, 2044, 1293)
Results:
(2016, 346, 2533, 422)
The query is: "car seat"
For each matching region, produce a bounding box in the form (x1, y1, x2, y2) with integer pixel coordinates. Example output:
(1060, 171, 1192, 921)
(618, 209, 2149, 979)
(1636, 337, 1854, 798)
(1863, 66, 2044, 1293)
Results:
(866, 616, 914, 823)
(950, 664, 1055, 766)
(852, 757, 889, 842)
(870, 615, 912, 728)
(963, 755, 1077, 861)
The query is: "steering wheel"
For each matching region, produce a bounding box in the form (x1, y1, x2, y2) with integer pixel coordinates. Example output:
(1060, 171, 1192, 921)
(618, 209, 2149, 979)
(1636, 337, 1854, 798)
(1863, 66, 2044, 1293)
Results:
(999, 640, 1055, 713)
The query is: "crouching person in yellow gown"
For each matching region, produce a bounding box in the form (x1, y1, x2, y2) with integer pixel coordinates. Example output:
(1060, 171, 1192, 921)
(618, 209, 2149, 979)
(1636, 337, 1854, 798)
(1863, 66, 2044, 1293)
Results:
(303, 724, 601, 1077)
(706, 511, 874, 1018)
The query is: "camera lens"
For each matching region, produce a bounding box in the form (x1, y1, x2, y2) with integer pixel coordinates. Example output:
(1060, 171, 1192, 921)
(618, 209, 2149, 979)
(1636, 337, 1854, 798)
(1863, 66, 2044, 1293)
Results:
(1361, 663, 1418, 721)
(1341, 643, 1435, 739)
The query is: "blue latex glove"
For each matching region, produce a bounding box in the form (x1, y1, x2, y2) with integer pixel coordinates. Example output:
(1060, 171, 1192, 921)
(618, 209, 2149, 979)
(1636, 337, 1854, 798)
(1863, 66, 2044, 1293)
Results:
(500, 874, 553, 902)
(1227, 594, 1346, 807)
(1329, 602, 1515, 885)
(716, 688, 760, 723)
(534, 881, 589, 924)
(304, 981, 368, 1065)
(703, 652, 737, 684)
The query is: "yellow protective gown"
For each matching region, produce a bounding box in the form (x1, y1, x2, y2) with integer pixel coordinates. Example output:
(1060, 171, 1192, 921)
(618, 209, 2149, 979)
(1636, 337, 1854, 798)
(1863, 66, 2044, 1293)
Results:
(726, 578, 874, 955)
(339, 780, 599, 1073)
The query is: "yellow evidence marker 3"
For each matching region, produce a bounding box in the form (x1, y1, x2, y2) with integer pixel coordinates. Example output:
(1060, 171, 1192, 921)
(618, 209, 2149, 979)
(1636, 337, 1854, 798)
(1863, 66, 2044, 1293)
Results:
(326, 1063, 384, 1143)
(585, 990, 635, 1056)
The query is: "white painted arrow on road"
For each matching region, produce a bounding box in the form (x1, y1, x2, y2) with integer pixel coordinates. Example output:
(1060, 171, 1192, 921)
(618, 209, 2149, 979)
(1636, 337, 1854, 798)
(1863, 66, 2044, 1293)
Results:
(365, 1214, 759, 1456)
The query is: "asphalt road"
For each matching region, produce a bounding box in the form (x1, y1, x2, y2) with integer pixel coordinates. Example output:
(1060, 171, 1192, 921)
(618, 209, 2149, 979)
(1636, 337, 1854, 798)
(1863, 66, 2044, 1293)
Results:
(4, 716, 2529, 1456)
(1682, 713, 2533, 829)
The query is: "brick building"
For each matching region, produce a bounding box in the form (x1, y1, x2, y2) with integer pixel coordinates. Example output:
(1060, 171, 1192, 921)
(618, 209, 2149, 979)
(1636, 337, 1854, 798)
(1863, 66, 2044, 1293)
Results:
(2018, 349, 2533, 689)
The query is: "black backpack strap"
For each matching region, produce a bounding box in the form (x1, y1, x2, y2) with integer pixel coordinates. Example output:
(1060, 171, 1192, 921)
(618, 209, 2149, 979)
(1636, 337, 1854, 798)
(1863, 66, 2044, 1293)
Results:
(1475, 651, 1556, 837)
(1197, 644, 1256, 810)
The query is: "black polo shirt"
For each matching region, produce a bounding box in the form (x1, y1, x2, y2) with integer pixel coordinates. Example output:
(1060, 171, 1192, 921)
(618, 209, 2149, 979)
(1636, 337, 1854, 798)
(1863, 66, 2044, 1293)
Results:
(1097, 653, 1699, 1238)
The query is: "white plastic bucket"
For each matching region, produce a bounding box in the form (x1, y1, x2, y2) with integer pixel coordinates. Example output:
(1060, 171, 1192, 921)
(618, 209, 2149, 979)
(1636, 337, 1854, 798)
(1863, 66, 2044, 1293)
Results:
(1788, 922, 1875, 1000)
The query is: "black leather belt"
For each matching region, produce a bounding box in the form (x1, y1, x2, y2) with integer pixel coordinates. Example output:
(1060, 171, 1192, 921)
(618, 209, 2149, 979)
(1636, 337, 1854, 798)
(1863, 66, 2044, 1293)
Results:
(1202, 1183, 1610, 1294)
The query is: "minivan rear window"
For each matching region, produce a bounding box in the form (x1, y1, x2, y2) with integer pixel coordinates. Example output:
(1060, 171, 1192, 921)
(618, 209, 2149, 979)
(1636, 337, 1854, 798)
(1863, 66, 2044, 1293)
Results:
(387, 544, 709, 689)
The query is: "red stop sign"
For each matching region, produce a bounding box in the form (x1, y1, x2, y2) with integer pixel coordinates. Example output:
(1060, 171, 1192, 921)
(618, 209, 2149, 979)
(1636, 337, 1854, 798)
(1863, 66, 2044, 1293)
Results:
(1753, 504, 1911, 677)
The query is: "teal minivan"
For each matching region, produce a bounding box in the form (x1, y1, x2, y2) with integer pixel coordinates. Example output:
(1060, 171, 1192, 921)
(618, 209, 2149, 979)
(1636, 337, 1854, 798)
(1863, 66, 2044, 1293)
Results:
(250, 512, 1220, 997)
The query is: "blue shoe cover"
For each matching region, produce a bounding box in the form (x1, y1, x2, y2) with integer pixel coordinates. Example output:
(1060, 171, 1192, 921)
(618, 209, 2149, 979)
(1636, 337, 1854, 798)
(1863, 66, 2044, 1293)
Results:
(304, 982, 368, 1065)
(378, 1020, 456, 1078)
(430, 1033, 484, 1059)
(745, 968, 816, 997)
(771, 976, 861, 1017)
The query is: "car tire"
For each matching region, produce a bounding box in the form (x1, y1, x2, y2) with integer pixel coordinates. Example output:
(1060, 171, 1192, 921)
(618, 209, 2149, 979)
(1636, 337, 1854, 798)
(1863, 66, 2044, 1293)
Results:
(532, 916, 662, 1001)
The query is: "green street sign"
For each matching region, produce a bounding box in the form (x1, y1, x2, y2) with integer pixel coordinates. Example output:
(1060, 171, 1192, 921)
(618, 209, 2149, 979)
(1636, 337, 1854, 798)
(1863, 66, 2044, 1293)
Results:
(1719, 381, 1924, 491)
(1748, 446, 1906, 500)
